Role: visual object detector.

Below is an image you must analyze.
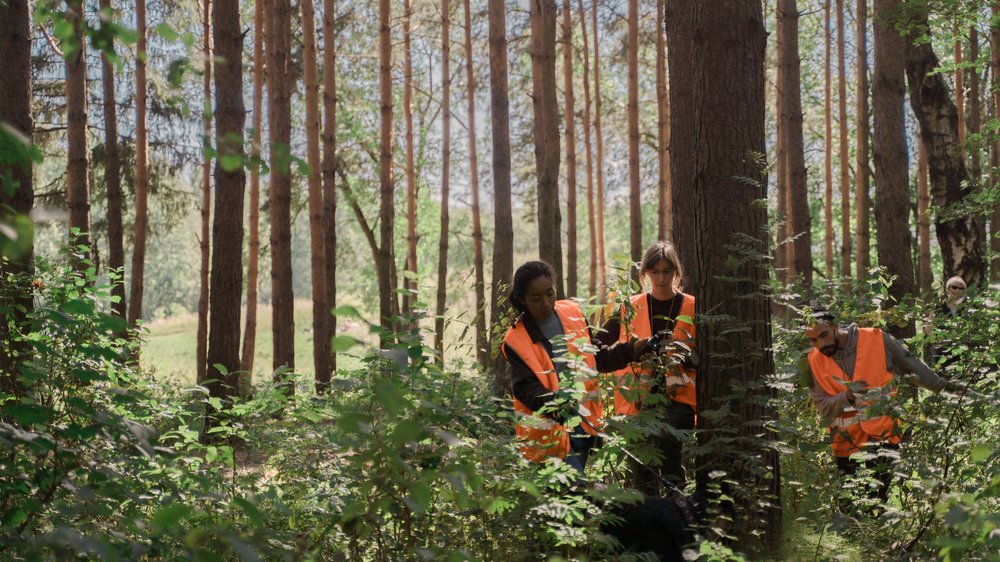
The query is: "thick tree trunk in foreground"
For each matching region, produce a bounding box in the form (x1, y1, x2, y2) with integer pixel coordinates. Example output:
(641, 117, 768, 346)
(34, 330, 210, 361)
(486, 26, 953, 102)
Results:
(627, 0, 641, 271)
(206, 0, 246, 400)
(904, 7, 986, 287)
(377, 0, 396, 346)
(855, 0, 871, 278)
(464, 0, 487, 366)
(488, 0, 513, 393)
(66, 0, 91, 268)
(871, 0, 915, 336)
(129, 0, 148, 324)
(780, 0, 812, 286)
(435, 0, 452, 363)
(99, 0, 126, 323)
(322, 0, 338, 372)
(667, 0, 781, 546)
(197, 0, 212, 385)
(531, 0, 563, 298)
(578, 0, 597, 298)
(562, 2, 578, 297)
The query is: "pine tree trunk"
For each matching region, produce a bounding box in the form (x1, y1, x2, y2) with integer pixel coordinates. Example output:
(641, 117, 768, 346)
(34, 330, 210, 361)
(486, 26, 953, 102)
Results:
(66, 0, 91, 269)
(269, 0, 295, 376)
(627, 0, 641, 270)
(855, 0, 871, 278)
(435, 0, 452, 363)
(128, 0, 149, 325)
(823, 1, 834, 279)
(488, 0, 513, 393)
(403, 0, 418, 323)
(592, 0, 607, 295)
(871, 0, 916, 335)
(666, 0, 781, 545)
(322, 0, 338, 372)
(377, 0, 396, 346)
(955, 27, 965, 149)
(837, 0, 851, 279)
(774, 1, 787, 283)
(656, 0, 670, 243)
(240, 0, 266, 384)
(464, 0, 487, 366)
(197, 0, 212, 385)
(0, 0, 34, 393)
(918, 137, 932, 293)
(206, 0, 246, 401)
(904, 6, 987, 287)
(302, 0, 330, 390)
(98, 0, 126, 324)
(577, 0, 597, 298)
(562, 2, 578, 297)
(968, 28, 981, 188)
(780, 0, 812, 286)
(531, 0, 563, 298)
(991, 3, 1000, 283)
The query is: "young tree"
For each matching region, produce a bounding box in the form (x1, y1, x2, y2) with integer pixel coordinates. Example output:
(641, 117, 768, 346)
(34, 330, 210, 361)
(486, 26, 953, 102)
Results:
(780, 0, 812, 285)
(435, 0, 452, 362)
(377, 0, 396, 344)
(904, 5, 986, 286)
(322, 0, 338, 370)
(562, 1, 578, 297)
(403, 0, 417, 322)
(855, 0, 871, 278)
(530, 0, 563, 298)
(666, 0, 781, 544)
(577, 0, 597, 298)
(196, 0, 212, 384)
(205, 0, 246, 400)
(98, 0, 126, 323)
(66, 0, 92, 268)
(837, 0, 851, 278)
(269, 0, 295, 374)
(656, 0, 671, 242)
(823, 1, 834, 278)
(627, 0, 641, 269)
(871, 0, 916, 333)
(591, 0, 606, 294)
(464, 0, 487, 366)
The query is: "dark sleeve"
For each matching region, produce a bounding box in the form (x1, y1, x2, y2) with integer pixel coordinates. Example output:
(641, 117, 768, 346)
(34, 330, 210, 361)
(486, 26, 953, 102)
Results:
(593, 338, 638, 372)
(883, 333, 947, 392)
(592, 312, 623, 349)
(505, 343, 558, 415)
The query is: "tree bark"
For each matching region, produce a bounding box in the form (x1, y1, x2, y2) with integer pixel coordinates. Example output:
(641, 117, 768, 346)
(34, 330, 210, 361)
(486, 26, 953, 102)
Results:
(591, 0, 607, 295)
(531, 0, 563, 298)
(435, 0, 452, 363)
(904, 6, 987, 287)
(377, 0, 395, 346)
(302, 0, 330, 390)
(403, 0, 418, 323)
(774, 0, 787, 283)
(871, 0, 915, 335)
(66, 0, 91, 269)
(322, 0, 338, 371)
(562, 2, 578, 297)
(855, 0, 871, 278)
(823, 1, 834, 278)
(780, 0, 812, 286)
(666, 0, 781, 545)
(197, 0, 212, 385)
(656, 0, 671, 243)
(967, 28, 981, 188)
(206, 0, 246, 401)
(955, 26, 965, 149)
(837, 0, 851, 279)
(98, 0, 126, 324)
(918, 137, 932, 293)
(627, 0, 641, 271)
(991, 3, 1000, 283)
(577, 0, 597, 299)
(464, 0, 487, 366)
(488, 0, 513, 393)
(269, 0, 295, 377)
(128, 0, 149, 325)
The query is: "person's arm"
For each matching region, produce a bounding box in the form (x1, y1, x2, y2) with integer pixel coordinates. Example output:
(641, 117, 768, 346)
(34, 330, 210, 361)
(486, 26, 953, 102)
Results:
(506, 344, 558, 415)
(800, 354, 855, 419)
(592, 314, 623, 349)
(883, 334, 948, 392)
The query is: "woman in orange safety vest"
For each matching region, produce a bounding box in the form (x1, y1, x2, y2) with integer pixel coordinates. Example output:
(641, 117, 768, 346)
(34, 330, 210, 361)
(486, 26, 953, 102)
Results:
(502, 261, 652, 472)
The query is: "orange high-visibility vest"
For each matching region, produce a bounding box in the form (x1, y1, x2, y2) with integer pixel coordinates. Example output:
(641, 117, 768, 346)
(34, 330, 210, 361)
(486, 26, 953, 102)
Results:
(613, 292, 696, 415)
(502, 299, 604, 462)
(808, 327, 901, 457)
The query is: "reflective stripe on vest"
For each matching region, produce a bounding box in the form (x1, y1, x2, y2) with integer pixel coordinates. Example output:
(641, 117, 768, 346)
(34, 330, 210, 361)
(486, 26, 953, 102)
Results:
(502, 299, 603, 462)
(613, 292, 697, 415)
(808, 327, 900, 457)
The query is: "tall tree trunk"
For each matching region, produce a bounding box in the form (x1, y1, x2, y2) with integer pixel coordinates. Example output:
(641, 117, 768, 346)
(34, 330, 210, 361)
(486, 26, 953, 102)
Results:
(241, 0, 266, 383)
(562, 2, 578, 297)
(488, 0, 513, 393)
(780, 0, 812, 286)
(66, 0, 91, 268)
(823, 1, 834, 279)
(591, 0, 607, 295)
(0, 0, 34, 393)
(206, 0, 246, 401)
(774, 0, 788, 283)
(666, 0, 781, 545)
(128, 0, 149, 326)
(197, 0, 212, 385)
(855, 0, 871, 278)
(578, 0, 597, 298)
(918, 137, 932, 293)
(904, 6, 987, 287)
(991, 3, 1000, 283)
(464, 0, 487, 366)
(837, 0, 851, 278)
(531, 0, 563, 298)
(269, 0, 295, 376)
(626, 0, 641, 270)
(435, 0, 452, 363)
(99, 0, 126, 323)
(968, 28, 981, 188)
(955, 26, 965, 149)
(302, 0, 330, 390)
(656, 0, 671, 243)
(403, 0, 418, 323)
(377, 0, 395, 345)
(871, 0, 916, 335)
(322, 0, 338, 372)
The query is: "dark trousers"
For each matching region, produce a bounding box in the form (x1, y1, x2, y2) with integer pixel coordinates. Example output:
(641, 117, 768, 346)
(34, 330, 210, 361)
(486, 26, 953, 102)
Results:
(835, 442, 899, 510)
(566, 425, 597, 474)
(629, 401, 695, 495)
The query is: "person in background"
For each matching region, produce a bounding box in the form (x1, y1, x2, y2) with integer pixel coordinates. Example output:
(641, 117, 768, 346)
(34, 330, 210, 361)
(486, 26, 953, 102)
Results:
(502, 261, 652, 473)
(924, 275, 968, 374)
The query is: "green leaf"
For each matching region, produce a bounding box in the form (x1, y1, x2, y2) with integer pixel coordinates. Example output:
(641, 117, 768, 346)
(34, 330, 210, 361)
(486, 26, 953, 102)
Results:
(219, 153, 244, 172)
(331, 305, 361, 318)
(391, 420, 424, 444)
(156, 23, 179, 41)
(403, 482, 432, 515)
(232, 497, 265, 526)
(374, 381, 408, 416)
(151, 502, 192, 531)
(3, 403, 55, 425)
(971, 444, 992, 463)
(331, 335, 359, 353)
(63, 298, 94, 316)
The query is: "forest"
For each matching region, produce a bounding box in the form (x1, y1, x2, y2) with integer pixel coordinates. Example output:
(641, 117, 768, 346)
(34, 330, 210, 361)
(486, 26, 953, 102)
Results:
(0, 0, 998, 559)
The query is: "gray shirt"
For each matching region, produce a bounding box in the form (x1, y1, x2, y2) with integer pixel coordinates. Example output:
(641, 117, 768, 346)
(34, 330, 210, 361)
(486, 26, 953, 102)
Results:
(536, 312, 566, 375)
(808, 324, 948, 420)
